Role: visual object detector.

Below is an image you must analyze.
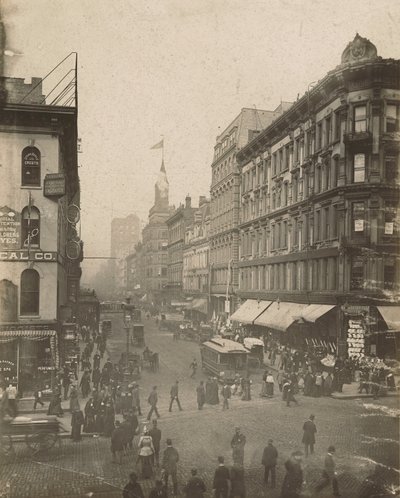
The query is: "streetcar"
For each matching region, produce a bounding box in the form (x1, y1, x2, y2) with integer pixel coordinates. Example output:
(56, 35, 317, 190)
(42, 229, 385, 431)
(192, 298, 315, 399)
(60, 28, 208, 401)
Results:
(200, 336, 249, 383)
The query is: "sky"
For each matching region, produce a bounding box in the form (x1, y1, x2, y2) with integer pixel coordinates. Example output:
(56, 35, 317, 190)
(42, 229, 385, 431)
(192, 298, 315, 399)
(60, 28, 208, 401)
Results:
(2, 0, 400, 283)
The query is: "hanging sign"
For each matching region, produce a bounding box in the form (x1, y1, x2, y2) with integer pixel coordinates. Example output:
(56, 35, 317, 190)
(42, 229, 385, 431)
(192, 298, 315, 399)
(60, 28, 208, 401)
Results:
(0, 207, 21, 249)
(44, 174, 66, 197)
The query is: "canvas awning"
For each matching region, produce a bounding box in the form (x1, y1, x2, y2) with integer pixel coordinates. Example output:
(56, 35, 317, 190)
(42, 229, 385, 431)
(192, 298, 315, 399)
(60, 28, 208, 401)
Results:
(190, 298, 208, 315)
(230, 299, 272, 324)
(300, 304, 336, 323)
(377, 306, 400, 331)
(254, 302, 308, 331)
(0, 329, 56, 338)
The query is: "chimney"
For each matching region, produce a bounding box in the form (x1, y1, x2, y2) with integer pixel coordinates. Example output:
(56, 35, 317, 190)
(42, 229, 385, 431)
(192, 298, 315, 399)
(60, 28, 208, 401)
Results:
(185, 195, 191, 208)
(199, 196, 206, 206)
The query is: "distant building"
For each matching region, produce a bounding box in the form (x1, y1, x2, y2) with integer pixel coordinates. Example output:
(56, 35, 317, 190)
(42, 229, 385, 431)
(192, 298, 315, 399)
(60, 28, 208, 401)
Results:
(0, 75, 81, 395)
(110, 213, 141, 294)
(166, 196, 196, 304)
(209, 106, 291, 319)
(183, 197, 211, 318)
(235, 35, 400, 359)
(141, 162, 173, 306)
(126, 241, 145, 298)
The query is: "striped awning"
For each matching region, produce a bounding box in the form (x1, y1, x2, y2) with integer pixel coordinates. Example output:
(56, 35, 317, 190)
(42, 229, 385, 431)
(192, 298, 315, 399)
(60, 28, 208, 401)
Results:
(255, 302, 309, 331)
(300, 304, 336, 323)
(0, 329, 56, 338)
(230, 300, 272, 325)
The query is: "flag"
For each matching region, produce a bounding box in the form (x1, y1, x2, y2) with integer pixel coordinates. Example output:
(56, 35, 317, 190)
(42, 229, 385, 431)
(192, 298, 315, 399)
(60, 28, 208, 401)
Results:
(151, 139, 164, 150)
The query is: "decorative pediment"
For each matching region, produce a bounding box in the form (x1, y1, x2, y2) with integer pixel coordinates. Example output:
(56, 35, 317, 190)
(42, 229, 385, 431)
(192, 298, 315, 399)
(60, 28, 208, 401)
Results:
(341, 34, 378, 65)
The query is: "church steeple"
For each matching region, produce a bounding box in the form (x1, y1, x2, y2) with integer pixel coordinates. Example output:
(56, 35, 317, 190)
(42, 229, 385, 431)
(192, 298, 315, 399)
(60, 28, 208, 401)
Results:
(155, 160, 169, 209)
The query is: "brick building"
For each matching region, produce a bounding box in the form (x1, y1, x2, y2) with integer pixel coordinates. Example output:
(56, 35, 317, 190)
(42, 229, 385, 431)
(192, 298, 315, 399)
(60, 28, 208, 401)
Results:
(0, 75, 82, 394)
(209, 106, 291, 319)
(233, 35, 400, 359)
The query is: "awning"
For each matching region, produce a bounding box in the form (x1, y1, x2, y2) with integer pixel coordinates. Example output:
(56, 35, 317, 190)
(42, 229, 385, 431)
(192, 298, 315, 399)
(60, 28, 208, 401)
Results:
(190, 298, 208, 315)
(300, 304, 336, 323)
(377, 306, 400, 331)
(0, 329, 56, 338)
(230, 299, 272, 325)
(254, 302, 308, 331)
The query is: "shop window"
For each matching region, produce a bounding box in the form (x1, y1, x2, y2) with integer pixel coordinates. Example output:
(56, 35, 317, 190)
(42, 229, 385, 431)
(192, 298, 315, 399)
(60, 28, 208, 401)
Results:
(21, 146, 41, 187)
(354, 105, 367, 132)
(385, 154, 399, 183)
(353, 154, 366, 182)
(20, 269, 40, 315)
(350, 257, 364, 290)
(386, 104, 399, 132)
(352, 202, 365, 235)
(21, 207, 40, 247)
(384, 258, 396, 290)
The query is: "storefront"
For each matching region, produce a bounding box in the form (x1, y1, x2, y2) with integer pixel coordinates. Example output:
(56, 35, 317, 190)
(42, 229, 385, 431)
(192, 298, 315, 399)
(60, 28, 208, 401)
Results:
(0, 323, 58, 396)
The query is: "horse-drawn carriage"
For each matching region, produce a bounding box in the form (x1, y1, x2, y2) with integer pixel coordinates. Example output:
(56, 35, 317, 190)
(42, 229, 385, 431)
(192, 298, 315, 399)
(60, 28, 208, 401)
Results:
(0, 415, 61, 458)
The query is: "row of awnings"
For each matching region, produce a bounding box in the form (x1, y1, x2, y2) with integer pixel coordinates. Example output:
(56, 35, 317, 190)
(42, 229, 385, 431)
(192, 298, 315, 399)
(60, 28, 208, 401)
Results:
(231, 300, 400, 333)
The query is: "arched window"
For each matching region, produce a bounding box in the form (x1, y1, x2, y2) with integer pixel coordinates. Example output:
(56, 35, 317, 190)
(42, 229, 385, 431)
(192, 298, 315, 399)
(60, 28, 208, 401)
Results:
(21, 206, 40, 247)
(21, 146, 41, 186)
(20, 269, 40, 315)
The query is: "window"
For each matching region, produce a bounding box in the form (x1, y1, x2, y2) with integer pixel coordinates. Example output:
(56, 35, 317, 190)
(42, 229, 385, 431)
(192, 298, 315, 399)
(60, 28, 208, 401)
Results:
(21, 206, 40, 247)
(324, 207, 330, 239)
(350, 257, 364, 290)
(353, 153, 366, 182)
(282, 183, 288, 206)
(282, 221, 287, 247)
(352, 202, 365, 234)
(354, 105, 367, 132)
(315, 210, 320, 241)
(386, 104, 399, 132)
(384, 257, 396, 290)
(20, 269, 40, 315)
(21, 146, 41, 187)
(331, 156, 338, 188)
(316, 122, 322, 150)
(326, 116, 332, 145)
(334, 110, 341, 141)
(384, 201, 399, 236)
(385, 154, 399, 183)
(299, 140, 304, 163)
(292, 177, 298, 203)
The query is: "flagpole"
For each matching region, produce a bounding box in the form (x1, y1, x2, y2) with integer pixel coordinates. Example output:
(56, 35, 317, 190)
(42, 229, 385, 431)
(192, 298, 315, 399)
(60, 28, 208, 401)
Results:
(162, 136, 164, 163)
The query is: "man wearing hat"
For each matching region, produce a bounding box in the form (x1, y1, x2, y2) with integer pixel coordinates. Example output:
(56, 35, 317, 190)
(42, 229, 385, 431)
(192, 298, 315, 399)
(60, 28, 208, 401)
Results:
(315, 446, 341, 497)
(261, 439, 278, 489)
(122, 472, 144, 498)
(280, 451, 303, 498)
(231, 427, 246, 466)
(302, 414, 317, 457)
(162, 438, 180, 496)
(183, 468, 206, 498)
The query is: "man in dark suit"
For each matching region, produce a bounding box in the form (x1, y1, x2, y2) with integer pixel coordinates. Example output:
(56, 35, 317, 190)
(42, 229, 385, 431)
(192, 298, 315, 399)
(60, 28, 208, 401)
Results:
(149, 419, 162, 466)
(302, 414, 317, 457)
(213, 456, 230, 498)
(261, 439, 278, 488)
(169, 381, 182, 412)
(315, 446, 341, 497)
(162, 439, 179, 496)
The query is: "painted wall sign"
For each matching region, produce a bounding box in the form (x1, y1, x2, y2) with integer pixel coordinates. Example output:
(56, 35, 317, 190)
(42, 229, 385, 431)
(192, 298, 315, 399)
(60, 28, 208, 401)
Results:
(0, 207, 21, 249)
(0, 250, 57, 262)
(44, 173, 66, 197)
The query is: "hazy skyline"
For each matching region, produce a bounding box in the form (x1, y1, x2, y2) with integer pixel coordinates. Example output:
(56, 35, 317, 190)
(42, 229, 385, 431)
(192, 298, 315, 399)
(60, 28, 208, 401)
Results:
(3, 0, 400, 282)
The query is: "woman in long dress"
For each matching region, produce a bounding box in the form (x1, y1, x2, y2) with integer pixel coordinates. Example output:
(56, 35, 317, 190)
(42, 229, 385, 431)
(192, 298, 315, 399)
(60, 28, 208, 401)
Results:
(80, 371, 91, 398)
(138, 428, 155, 479)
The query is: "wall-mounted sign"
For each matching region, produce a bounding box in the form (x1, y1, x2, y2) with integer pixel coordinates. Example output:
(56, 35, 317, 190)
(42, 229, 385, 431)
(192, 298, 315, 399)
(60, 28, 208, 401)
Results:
(0, 250, 57, 262)
(44, 173, 66, 197)
(0, 207, 21, 249)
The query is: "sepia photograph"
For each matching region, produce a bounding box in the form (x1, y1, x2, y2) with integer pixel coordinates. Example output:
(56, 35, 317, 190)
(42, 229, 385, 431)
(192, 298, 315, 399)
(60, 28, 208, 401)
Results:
(0, 1, 399, 497)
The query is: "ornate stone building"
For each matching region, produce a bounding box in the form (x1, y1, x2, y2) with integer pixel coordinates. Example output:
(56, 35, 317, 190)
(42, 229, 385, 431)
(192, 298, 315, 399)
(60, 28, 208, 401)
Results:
(234, 35, 400, 359)
(209, 106, 291, 319)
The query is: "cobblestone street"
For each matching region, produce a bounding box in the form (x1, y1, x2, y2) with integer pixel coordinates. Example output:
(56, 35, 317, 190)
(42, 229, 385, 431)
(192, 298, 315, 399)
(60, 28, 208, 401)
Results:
(0, 316, 398, 497)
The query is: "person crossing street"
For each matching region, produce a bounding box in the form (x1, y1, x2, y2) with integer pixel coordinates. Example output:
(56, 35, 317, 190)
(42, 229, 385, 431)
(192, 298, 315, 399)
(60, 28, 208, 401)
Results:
(147, 386, 160, 421)
(169, 380, 183, 412)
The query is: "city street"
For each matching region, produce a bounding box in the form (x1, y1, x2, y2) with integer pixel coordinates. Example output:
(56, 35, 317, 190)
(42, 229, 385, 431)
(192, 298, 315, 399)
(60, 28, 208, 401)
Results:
(0, 316, 398, 497)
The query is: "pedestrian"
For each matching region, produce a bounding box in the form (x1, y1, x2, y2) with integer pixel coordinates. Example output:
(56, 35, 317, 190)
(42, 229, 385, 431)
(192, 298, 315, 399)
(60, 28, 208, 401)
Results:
(261, 439, 278, 489)
(131, 382, 142, 416)
(122, 472, 144, 498)
(138, 426, 155, 478)
(222, 382, 231, 410)
(184, 468, 206, 498)
(47, 390, 63, 417)
(126, 408, 139, 449)
(324, 372, 333, 396)
(110, 420, 125, 464)
(6, 383, 17, 417)
(313, 372, 323, 397)
(62, 367, 71, 400)
(149, 480, 168, 498)
(285, 381, 298, 407)
(169, 380, 183, 412)
(149, 419, 162, 466)
(230, 464, 246, 498)
(197, 380, 206, 410)
(147, 386, 160, 420)
(33, 386, 44, 410)
(213, 456, 230, 498)
(93, 352, 101, 371)
(277, 370, 285, 392)
(231, 427, 246, 466)
(205, 377, 213, 404)
(83, 395, 97, 433)
(280, 451, 303, 498)
(92, 366, 101, 391)
(69, 385, 80, 412)
(241, 377, 251, 401)
(190, 358, 198, 378)
(302, 414, 317, 457)
(103, 401, 115, 437)
(266, 371, 274, 397)
(79, 370, 91, 398)
(371, 369, 380, 399)
(71, 407, 84, 442)
(162, 438, 180, 496)
(315, 445, 341, 497)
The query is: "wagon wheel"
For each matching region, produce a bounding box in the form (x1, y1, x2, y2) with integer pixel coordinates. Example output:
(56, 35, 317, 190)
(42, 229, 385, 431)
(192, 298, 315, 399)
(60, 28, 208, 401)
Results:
(25, 432, 58, 454)
(0, 435, 14, 459)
